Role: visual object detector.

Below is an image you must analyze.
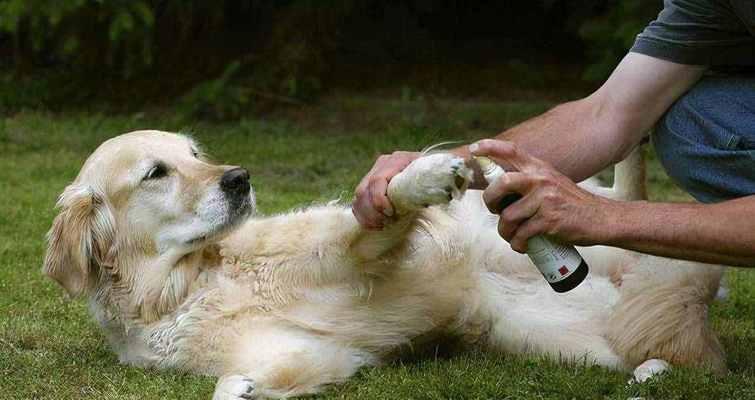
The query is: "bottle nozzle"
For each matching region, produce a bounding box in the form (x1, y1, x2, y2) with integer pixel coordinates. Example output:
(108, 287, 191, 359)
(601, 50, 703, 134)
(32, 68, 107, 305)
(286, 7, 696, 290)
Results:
(474, 156, 496, 174)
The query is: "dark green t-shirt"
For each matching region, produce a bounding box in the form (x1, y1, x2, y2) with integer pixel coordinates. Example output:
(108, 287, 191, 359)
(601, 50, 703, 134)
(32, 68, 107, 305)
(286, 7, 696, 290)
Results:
(630, 0, 755, 67)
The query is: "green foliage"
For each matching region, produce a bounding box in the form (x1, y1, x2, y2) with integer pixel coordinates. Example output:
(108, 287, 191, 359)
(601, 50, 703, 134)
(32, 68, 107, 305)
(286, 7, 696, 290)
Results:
(260, 1, 333, 101)
(178, 61, 250, 121)
(0, 0, 156, 75)
(0, 1, 674, 113)
(579, 0, 661, 81)
(0, 0, 339, 115)
(0, 72, 51, 110)
(506, 59, 547, 89)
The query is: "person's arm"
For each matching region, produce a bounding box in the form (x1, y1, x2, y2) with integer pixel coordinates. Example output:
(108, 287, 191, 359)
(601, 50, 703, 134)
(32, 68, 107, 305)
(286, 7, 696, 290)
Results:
(353, 52, 706, 228)
(469, 139, 755, 268)
(609, 198, 755, 267)
(454, 52, 707, 183)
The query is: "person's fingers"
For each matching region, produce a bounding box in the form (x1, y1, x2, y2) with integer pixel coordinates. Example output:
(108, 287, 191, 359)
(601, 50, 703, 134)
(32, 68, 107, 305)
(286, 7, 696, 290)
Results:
(353, 178, 385, 229)
(352, 151, 420, 229)
(497, 192, 541, 242)
(509, 217, 548, 253)
(365, 152, 419, 218)
(368, 175, 394, 218)
(469, 139, 544, 173)
(352, 198, 379, 230)
(468, 139, 526, 171)
(482, 171, 534, 214)
(352, 207, 381, 230)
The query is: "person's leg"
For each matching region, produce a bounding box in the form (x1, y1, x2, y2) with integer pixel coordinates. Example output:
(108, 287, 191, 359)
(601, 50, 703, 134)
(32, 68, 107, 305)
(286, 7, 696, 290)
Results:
(652, 75, 755, 203)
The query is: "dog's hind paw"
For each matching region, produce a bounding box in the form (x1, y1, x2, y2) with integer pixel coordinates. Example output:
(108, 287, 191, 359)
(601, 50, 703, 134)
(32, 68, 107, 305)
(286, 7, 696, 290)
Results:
(213, 374, 257, 400)
(628, 359, 670, 384)
(387, 153, 472, 213)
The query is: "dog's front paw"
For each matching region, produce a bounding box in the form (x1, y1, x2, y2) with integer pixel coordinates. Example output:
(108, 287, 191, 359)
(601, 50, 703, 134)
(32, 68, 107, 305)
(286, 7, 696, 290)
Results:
(387, 153, 472, 213)
(213, 374, 257, 400)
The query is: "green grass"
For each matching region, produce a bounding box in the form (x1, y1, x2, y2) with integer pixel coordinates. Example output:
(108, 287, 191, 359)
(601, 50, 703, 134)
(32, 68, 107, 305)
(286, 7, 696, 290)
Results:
(1, 97, 753, 399)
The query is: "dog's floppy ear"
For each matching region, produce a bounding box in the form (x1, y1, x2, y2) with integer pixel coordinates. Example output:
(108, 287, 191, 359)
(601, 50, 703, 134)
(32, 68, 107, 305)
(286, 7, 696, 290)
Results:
(43, 184, 116, 297)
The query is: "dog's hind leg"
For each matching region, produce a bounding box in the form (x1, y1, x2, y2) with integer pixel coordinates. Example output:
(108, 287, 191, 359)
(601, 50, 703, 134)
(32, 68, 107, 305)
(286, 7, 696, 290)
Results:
(579, 144, 646, 201)
(606, 259, 726, 374)
(216, 323, 373, 399)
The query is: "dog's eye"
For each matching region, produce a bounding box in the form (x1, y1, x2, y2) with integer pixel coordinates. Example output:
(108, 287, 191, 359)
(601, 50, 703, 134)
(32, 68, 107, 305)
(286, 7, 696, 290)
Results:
(191, 148, 199, 158)
(144, 163, 168, 180)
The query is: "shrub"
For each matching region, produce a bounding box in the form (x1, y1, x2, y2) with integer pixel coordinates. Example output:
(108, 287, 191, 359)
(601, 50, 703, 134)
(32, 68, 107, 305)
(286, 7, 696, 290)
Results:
(177, 61, 250, 121)
(0, 0, 156, 76)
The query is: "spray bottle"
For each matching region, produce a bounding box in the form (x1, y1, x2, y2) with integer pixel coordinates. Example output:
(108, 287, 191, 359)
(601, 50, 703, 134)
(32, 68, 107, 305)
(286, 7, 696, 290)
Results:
(475, 156, 589, 293)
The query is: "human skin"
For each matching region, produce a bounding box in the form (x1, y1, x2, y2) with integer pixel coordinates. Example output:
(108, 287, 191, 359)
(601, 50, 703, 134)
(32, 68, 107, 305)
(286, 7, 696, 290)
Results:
(352, 53, 755, 267)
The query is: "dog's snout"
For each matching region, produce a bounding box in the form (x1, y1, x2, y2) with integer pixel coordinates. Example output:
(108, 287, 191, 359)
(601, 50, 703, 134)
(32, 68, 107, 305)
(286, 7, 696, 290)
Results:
(221, 168, 250, 195)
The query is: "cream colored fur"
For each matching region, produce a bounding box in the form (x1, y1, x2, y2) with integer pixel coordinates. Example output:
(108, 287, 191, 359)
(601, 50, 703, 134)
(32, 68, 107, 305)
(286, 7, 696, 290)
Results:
(44, 132, 725, 399)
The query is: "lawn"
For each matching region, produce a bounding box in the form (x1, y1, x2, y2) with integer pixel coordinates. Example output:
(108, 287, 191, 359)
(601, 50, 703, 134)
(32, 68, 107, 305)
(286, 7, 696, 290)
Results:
(1, 96, 753, 399)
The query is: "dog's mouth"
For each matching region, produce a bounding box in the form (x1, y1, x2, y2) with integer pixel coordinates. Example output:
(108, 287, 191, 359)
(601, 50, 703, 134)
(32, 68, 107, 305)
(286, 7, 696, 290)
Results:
(186, 192, 254, 246)
(226, 187, 255, 221)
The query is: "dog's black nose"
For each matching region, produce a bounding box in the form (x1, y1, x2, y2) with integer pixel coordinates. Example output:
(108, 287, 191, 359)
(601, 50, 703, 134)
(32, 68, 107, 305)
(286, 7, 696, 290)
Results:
(220, 168, 250, 194)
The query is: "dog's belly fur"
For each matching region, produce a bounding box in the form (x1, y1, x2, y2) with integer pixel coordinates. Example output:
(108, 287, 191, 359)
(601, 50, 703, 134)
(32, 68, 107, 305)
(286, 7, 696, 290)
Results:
(96, 189, 724, 400)
(107, 189, 720, 384)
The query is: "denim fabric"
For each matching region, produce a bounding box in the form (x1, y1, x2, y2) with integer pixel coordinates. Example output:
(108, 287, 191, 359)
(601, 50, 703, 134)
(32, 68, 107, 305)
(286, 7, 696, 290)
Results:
(653, 75, 755, 203)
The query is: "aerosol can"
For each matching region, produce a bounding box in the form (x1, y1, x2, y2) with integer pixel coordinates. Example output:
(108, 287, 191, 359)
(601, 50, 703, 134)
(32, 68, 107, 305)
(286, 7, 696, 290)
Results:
(475, 156, 589, 293)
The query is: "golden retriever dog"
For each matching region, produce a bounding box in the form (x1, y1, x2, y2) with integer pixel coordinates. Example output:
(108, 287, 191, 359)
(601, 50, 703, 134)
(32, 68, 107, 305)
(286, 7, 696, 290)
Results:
(44, 130, 725, 399)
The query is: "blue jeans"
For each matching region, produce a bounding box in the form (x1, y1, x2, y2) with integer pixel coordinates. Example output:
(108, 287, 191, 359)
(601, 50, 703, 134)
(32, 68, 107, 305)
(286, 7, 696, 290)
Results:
(652, 75, 755, 203)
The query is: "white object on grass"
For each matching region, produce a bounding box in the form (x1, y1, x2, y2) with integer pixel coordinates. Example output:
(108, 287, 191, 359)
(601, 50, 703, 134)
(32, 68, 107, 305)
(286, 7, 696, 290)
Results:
(629, 358, 670, 384)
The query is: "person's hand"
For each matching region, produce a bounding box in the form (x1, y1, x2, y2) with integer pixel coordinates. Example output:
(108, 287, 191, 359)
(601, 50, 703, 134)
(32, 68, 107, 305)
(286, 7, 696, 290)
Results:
(352, 151, 421, 229)
(469, 139, 619, 253)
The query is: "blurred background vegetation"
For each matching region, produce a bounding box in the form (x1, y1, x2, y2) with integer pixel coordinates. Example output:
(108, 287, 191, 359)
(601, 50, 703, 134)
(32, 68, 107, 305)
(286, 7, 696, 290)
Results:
(0, 0, 660, 119)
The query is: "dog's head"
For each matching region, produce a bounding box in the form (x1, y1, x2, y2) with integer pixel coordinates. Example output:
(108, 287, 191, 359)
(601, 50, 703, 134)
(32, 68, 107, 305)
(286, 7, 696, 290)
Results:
(43, 130, 254, 305)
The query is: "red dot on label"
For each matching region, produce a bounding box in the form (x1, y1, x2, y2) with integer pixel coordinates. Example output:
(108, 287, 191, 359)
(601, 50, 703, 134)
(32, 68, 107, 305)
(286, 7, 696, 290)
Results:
(558, 266, 569, 276)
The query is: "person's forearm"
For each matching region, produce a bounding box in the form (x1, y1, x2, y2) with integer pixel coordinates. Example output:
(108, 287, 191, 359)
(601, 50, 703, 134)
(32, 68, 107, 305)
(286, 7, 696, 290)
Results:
(453, 98, 640, 187)
(453, 54, 706, 185)
(500, 98, 637, 181)
(603, 196, 755, 267)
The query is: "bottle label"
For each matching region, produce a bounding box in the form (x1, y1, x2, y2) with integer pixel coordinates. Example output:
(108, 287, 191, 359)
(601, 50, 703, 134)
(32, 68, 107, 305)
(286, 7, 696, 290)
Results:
(526, 236, 584, 283)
